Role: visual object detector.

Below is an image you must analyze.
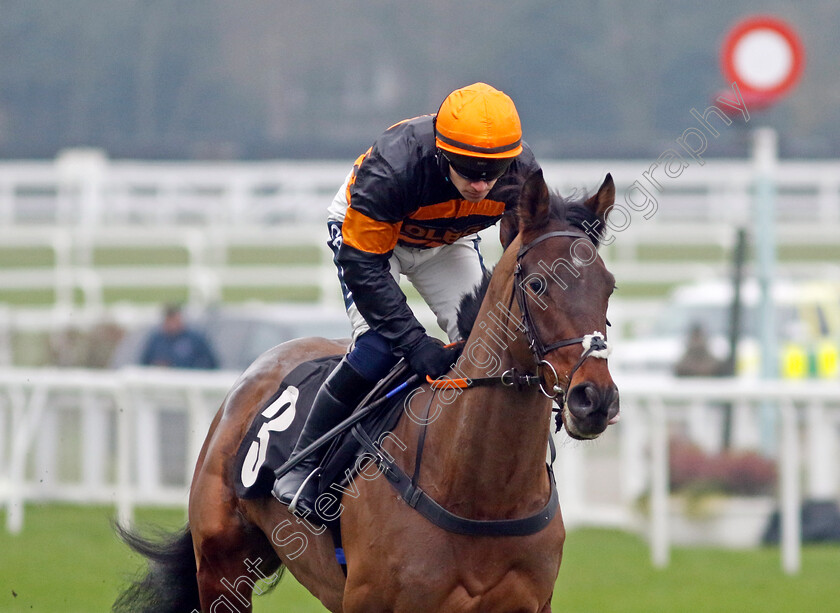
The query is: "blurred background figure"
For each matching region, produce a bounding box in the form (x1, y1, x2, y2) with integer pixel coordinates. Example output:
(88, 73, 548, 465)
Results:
(674, 322, 726, 378)
(140, 304, 219, 369)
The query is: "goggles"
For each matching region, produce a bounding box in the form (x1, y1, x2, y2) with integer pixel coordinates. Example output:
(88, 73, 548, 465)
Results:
(443, 153, 511, 183)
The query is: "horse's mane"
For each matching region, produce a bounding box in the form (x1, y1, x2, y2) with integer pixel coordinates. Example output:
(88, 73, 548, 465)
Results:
(456, 190, 601, 340)
(548, 190, 602, 248)
(456, 269, 493, 340)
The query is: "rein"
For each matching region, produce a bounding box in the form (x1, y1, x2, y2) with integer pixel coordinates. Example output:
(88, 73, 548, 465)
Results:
(429, 230, 611, 409)
(347, 229, 613, 539)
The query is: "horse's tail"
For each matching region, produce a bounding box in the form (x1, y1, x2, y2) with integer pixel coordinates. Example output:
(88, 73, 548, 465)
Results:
(113, 522, 200, 613)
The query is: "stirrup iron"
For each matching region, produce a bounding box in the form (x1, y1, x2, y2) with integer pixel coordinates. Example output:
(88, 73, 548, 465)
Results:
(288, 466, 321, 514)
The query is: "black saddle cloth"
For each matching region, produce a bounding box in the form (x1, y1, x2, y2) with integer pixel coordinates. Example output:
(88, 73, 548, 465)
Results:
(233, 355, 412, 503)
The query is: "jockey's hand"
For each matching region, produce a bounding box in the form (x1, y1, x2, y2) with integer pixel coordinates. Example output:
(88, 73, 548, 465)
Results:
(407, 336, 459, 379)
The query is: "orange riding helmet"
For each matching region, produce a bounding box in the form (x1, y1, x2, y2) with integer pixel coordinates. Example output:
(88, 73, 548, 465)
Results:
(435, 82, 523, 180)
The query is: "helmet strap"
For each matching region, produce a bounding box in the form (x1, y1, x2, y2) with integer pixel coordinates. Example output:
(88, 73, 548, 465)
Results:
(435, 149, 451, 183)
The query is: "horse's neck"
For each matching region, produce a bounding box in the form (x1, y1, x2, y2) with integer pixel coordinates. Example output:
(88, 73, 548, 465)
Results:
(420, 260, 554, 514)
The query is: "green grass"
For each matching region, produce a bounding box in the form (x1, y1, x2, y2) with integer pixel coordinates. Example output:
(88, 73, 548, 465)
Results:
(557, 528, 839, 612)
(93, 247, 190, 267)
(1, 504, 838, 612)
(778, 244, 840, 262)
(0, 504, 323, 613)
(0, 244, 326, 308)
(634, 244, 727, 263)
(0, 247, 56, 267)
(228, 245, 322, 266)
(220, 286, 321, 303)
(613, 282, 681, 300)
(0, 289, 58, 307)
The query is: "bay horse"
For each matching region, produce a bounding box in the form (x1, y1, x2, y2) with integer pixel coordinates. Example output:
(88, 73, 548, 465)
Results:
(114, 170, 619, 613)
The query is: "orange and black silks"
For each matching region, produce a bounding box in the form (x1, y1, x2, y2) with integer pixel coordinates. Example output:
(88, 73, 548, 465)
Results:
(335, 114, 540, 358)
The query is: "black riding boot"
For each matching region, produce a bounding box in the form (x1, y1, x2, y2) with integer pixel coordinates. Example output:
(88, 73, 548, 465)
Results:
(272, 358, 371, 515)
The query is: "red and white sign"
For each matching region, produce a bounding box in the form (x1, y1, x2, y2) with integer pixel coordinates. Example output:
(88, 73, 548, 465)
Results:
(721, 16, 804, 107)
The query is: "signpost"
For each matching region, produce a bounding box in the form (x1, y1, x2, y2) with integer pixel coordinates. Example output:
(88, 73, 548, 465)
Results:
(718, 14, 805, 412)
(720, 14, 805, 575)
(721, 15, 805, 109)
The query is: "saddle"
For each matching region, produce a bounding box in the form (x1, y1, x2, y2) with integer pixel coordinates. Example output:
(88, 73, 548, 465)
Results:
(233, 355, 413, 505)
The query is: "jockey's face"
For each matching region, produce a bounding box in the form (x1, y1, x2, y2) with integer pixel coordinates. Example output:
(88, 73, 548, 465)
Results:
(448, 165, 497, 202)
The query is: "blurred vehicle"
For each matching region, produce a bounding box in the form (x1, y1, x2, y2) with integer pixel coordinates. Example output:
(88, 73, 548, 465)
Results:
(611, 279, 840, 378)
(110, 304, 351, 371)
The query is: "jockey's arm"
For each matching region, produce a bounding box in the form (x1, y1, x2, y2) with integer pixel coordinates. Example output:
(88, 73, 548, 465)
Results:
(335, 236, 427, 358)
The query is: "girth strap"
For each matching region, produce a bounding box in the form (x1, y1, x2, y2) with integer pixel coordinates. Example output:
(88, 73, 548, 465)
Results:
(351, 425, 559, 537)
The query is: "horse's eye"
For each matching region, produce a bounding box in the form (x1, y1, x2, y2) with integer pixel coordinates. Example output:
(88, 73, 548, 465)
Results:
(528, 279, 544, 293)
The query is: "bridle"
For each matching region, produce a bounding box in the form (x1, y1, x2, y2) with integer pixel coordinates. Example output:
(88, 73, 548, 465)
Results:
(513, 230, 611, 401)
(429, 229, 612, 409)
(372, 228, 613, 537)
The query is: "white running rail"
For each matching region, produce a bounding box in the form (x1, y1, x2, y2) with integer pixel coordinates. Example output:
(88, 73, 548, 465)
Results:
(1, 367, 838, 574)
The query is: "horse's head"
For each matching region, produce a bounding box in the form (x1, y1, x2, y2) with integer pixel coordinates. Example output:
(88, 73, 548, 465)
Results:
(502, 170, 619, 440)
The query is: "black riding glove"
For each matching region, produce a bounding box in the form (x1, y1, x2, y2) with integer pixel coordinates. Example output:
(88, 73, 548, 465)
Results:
(407, 336, 459, 379)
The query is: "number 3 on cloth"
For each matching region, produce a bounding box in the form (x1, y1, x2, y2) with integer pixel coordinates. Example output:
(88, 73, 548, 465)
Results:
(240, 386, 299, 488)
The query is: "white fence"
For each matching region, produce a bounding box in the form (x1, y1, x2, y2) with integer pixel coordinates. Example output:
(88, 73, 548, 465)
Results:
(2, 154, 840, 320)
(0, 367, 237, 532)
(0, 151, 350, 227)
(0, 223, 339, 311)
(3, 221, 840, 312)
(1, 367, 838, 573)
(2, 151, 840, 226)
(559, 375, 840, 574)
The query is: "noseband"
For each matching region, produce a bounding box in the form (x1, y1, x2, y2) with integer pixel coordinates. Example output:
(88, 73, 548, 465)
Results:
(512, 230, 611, 401)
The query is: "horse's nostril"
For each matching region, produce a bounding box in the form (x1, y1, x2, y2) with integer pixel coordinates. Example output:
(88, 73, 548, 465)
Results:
(567, 383, 616, 423)
(567, 383, 597, 414)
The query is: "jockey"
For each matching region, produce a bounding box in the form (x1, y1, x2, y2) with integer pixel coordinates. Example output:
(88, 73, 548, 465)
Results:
(273, 82, 541, 514)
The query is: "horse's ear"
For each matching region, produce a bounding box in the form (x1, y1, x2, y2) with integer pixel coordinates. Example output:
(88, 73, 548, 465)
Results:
(518, 169, 550, 232)
(584, 173, 615, 222)
(499, 210, 518, 248)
